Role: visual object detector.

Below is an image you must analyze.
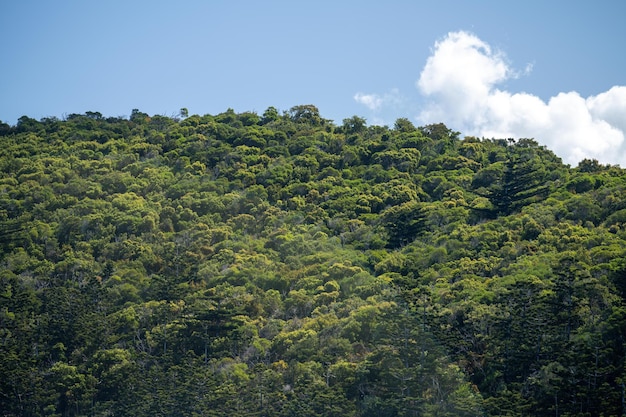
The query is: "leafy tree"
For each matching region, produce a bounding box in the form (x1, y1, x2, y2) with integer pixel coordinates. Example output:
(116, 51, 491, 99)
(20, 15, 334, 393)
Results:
(288, 104, 325, 126)
(394, 117, 416, 133)
(260, 106, 281, 125)
(342, 115, 367, 134)
(130, 108, 149, 123)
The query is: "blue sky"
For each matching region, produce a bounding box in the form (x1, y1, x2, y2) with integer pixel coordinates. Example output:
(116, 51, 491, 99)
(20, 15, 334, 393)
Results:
(1, 1, 625, 166)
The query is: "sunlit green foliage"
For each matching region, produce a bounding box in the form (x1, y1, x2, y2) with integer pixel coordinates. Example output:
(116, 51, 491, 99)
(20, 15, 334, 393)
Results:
(0, 108, 625, 416)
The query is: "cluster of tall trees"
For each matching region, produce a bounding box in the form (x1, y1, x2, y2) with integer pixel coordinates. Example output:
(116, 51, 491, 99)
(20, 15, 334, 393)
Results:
(1, 106, 626, 416)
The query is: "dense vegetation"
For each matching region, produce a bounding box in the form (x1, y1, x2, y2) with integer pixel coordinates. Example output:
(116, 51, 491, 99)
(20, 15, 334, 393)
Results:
(2, 106, 626, 416)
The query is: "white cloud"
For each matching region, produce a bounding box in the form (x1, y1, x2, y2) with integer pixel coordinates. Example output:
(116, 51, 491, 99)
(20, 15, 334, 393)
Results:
(587, 86, 626, 134)
(353, 92, 384, 111)
(353, 89, 405, 125)
(354, 89, 403, 111)
(416, 31, 626, 167)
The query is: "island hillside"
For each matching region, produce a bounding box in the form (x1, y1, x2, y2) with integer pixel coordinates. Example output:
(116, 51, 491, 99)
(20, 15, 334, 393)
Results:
(2, 106, 626, 416)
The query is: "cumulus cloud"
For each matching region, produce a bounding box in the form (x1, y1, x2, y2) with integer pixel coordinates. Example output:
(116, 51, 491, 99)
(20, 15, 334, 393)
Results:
(416, 31, 626, 167)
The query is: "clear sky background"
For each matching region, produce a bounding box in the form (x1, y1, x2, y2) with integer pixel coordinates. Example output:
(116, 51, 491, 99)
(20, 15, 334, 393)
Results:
(1, 0, 625, 166)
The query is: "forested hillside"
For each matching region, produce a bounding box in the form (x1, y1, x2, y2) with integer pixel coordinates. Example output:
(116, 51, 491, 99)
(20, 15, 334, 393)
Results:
(2, 106, 626, 416)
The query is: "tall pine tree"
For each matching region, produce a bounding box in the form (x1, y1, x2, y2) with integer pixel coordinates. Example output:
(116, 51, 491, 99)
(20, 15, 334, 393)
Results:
(475, 140, 550, 216)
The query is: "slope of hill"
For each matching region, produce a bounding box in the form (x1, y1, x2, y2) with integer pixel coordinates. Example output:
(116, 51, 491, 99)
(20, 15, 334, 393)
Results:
(2, 106, 626, 416)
